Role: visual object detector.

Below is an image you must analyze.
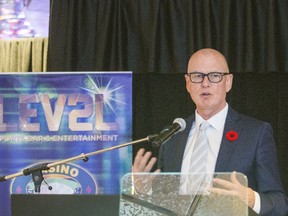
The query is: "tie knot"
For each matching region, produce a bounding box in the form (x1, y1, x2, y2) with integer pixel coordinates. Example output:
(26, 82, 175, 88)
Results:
(200, 121, 210, 131)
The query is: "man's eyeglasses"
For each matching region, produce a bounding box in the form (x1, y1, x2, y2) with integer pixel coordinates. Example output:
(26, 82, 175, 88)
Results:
(186, 72, 229, 83)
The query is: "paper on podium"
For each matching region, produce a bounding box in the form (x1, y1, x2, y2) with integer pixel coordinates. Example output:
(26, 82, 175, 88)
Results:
(120, 172, 248, 216)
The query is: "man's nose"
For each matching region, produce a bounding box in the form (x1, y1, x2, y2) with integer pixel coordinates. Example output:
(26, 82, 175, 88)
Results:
(201, 75, 210, 86)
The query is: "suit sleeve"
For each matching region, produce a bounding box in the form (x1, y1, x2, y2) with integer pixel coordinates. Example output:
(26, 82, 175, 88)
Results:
(256, 122, 288, 215)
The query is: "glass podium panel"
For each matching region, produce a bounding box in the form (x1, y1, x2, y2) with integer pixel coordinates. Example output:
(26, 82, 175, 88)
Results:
(120, 172, 248, 216)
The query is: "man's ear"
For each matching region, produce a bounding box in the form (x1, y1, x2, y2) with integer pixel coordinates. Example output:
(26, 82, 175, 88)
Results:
(226, 74, 233, 92)
(185, 74, 190, 93)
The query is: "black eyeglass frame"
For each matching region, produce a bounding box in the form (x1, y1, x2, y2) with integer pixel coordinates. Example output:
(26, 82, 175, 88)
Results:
(186, 72, 230, 83)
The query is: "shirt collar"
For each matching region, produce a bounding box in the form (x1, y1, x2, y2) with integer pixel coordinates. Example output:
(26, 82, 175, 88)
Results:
(195, 103, 228, 131)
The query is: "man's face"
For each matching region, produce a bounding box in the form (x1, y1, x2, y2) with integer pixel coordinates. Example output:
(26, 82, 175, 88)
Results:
(185, 50, 233, 119)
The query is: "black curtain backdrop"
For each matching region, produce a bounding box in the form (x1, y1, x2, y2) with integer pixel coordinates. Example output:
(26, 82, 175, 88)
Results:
(47, 0, 288, 194)
(48, 0, 288, 73)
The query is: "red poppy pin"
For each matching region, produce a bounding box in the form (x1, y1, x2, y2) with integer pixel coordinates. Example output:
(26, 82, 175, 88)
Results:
(226, 130, 238, 141)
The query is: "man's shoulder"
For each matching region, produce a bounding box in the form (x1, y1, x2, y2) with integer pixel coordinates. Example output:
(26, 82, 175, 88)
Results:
(228, 107, 271, 127)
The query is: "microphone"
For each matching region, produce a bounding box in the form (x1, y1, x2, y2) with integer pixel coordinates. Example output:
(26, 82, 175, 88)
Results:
(152, 118, 186, 148)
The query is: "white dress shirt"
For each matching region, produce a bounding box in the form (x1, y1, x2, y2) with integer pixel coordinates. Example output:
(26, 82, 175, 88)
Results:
(180, 104, 227, 192)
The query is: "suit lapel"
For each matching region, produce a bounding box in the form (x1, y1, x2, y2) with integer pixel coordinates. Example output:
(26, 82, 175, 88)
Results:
(215, 108, 242, 172)
(175, 109, 242, 172)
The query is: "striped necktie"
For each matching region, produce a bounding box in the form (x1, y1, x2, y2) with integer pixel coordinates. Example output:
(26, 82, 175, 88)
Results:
(187, 121, 210, 194)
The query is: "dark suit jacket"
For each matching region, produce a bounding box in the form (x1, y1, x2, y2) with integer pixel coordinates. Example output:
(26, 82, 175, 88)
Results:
(158, 107, 288, 216)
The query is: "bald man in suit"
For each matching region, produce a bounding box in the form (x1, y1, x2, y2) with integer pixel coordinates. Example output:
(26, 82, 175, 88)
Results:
(133, 48, 288, 215)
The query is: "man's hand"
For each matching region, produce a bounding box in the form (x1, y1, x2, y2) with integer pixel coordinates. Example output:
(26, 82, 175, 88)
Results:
(209, 171, 255, 209)
(132, 148, 161, 173)
(132, 148, 161, 194)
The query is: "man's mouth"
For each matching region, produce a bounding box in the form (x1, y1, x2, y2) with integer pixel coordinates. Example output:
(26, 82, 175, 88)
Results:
(201, 92, 211, 96)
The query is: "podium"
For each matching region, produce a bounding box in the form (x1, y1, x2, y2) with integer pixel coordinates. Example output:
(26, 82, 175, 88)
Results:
(120, 172, 248, 216)
(11, 172, 248, 216)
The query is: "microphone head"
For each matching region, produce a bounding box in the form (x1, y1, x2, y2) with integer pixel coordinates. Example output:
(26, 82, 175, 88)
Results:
(151, 118, 186, 148)
(173, 118, 186, 132)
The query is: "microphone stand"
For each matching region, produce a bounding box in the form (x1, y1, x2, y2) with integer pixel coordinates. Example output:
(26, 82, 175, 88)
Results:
(0, 134, 158, 193)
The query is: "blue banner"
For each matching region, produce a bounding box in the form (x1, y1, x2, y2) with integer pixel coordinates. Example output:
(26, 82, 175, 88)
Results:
(0, 72, 132, 216)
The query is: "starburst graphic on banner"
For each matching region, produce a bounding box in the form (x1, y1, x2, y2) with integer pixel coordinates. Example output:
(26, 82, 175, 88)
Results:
(80, 75, 126, 113)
